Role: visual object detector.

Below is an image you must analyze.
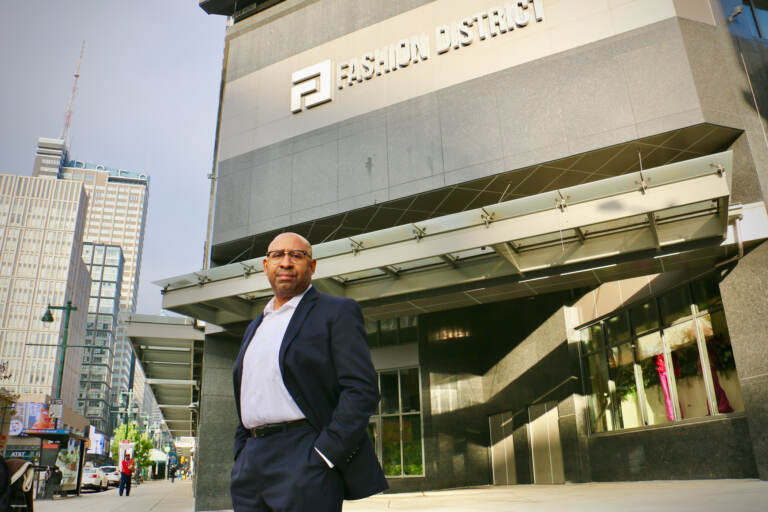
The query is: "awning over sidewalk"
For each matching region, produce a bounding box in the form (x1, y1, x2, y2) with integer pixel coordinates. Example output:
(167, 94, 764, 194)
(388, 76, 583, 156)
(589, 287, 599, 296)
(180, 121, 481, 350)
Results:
(156, 151, 767, 326)
(122, 314, 204, 437)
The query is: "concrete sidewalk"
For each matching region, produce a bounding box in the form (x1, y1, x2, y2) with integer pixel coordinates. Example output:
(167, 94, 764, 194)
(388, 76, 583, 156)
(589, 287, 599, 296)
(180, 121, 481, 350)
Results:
(34, 479, 193, 512)
(32, 479, 768, 511)
(347, 480, 768, 512)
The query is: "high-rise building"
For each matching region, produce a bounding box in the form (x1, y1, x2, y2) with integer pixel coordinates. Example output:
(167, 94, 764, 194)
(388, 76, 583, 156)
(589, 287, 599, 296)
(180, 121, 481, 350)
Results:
(31, 138, 152, 428)
(78, 242, 124, 433)
(32, 143, 151, 407)
(0, 174, 90, 411)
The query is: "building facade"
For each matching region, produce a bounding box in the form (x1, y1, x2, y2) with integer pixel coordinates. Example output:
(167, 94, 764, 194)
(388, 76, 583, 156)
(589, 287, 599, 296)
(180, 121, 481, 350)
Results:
(78, 242, 124, 433)
(166, 1, 768, 509)
(0, 174, 90, 411)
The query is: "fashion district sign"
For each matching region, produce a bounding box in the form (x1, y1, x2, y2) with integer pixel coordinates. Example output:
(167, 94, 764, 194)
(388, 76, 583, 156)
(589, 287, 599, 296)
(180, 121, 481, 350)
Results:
(290, 0, 545, 114)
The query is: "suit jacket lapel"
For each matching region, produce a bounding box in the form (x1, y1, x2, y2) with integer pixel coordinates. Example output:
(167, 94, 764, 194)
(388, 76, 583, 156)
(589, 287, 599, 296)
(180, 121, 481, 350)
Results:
(278, 286, 318, 373)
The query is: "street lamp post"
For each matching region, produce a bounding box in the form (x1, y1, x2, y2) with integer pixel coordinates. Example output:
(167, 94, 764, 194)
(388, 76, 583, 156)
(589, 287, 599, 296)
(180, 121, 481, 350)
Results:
(41, 300, 78, 400)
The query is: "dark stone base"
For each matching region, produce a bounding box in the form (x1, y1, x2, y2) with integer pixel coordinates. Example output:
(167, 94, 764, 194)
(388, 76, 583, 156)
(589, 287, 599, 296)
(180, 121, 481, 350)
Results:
(588, 415, 757, 481)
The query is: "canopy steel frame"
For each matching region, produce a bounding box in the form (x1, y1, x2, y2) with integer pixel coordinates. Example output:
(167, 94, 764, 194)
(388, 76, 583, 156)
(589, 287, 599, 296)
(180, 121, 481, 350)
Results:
(157, 152, 755, 327)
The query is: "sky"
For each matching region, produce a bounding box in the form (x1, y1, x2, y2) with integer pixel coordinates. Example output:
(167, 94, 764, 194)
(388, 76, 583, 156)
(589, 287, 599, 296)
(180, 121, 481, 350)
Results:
(0, 1, 226, 314)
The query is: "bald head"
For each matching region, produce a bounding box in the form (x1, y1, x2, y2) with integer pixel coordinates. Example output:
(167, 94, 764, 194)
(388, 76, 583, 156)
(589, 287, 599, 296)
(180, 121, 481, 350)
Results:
(267, 232, 312, 256)
(263, 232, 316, 308)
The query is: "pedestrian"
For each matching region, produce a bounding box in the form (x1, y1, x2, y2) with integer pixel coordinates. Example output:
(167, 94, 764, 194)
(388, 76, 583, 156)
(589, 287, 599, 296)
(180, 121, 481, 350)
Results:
(230, 233, 387, 512)
(119, 452, 135, 497)
(169, 464, 176, 483)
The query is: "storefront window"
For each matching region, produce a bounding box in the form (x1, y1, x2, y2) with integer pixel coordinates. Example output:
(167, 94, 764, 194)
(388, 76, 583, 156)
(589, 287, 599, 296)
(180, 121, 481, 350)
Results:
(659, 286, 691, 327)
(635, 331, 672, 426)
(380, 371, 399, 414)
(382, 417, 401, 476)
(665, 320, 708, 420)
(371, 367, 424, 477)
(400, 368, 420, 413)
(583, 323, 603, 354)
(630, 300, 658, 334)
(604, 315, 629, 346)
(402, 414, 423, 475)
(584, 351, 612, 433)
(698, 311, 743, 413)
(580, 276, 744, 433)
(608, 342, 642, 429)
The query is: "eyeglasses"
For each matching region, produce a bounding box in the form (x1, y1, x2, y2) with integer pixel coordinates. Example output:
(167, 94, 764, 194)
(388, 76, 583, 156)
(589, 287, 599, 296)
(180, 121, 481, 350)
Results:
(265, 249, 311, 262)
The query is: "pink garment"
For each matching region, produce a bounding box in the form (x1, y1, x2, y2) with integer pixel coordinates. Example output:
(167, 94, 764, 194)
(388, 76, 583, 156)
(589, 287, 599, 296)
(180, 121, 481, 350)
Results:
(702, 344, 734, 414)
(655, 354, 675, 421)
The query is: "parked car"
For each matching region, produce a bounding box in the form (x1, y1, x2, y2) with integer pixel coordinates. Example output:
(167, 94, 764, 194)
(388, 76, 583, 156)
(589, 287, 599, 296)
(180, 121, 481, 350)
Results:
(100, 465, 120, 487)
(81, 464, 108, 491)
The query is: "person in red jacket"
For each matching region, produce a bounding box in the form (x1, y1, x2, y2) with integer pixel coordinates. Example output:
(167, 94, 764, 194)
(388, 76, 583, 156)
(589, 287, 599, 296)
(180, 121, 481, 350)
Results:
(119, 453, 135, 497)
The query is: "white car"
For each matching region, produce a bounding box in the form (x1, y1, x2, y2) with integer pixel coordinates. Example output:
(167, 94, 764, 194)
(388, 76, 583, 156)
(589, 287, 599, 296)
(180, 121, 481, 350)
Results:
(81, 464, 108, 491)
(101, 465, 121, 487)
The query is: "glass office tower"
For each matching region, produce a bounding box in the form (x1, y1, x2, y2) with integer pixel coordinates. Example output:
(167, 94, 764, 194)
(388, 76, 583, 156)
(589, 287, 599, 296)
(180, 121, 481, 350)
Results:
(78, 242, 123, 433)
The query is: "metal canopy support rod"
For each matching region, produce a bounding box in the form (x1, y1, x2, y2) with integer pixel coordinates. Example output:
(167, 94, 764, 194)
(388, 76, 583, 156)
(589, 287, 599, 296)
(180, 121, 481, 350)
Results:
(492, 243, 524, 276)
(439, 254, 458, 268)
(379, 266, 400, 277)
(647, 213, 661, 250)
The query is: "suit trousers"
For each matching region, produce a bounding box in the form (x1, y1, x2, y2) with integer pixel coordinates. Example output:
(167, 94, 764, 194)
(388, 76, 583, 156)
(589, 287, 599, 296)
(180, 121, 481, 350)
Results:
(231, 423, 344, 512)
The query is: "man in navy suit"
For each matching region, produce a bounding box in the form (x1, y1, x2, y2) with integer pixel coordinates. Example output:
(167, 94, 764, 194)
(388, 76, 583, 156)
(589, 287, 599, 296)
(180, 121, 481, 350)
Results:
(230, 232, 387, 512)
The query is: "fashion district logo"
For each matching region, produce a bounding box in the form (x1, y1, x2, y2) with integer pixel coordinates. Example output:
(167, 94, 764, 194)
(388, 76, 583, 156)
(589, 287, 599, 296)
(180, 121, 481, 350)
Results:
(290, 0, 544, 114)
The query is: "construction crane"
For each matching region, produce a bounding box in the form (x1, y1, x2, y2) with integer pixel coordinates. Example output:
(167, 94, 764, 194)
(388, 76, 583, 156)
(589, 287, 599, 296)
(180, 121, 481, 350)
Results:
(61, 40, 85, 145)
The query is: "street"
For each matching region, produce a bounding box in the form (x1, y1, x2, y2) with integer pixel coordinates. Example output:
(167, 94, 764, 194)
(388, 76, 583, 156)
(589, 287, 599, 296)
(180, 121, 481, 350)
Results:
(35, 479, 193, 512)
(32, 479, 768, 512)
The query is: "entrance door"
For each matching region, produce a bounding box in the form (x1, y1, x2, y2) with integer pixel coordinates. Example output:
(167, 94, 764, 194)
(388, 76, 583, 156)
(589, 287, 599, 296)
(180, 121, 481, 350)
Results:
(528, 401, 565, 484)
(489, 411, 517, 485)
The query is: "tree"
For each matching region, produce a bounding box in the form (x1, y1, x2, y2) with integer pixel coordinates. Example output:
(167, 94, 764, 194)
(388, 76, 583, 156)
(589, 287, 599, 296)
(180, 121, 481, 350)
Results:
(110, 422, 153, 470)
